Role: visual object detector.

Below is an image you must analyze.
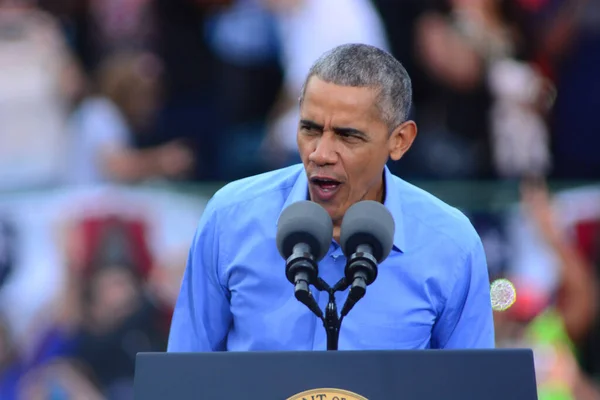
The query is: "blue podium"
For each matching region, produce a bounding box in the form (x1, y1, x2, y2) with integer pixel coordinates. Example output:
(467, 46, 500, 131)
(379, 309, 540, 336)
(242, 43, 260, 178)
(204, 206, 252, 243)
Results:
(134, 349, 538, 399)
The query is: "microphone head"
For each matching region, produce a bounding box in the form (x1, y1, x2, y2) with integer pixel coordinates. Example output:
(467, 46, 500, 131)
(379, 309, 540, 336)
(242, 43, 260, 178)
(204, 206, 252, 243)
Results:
(276, 201, 333, 261)
(340, 200, 395, 263)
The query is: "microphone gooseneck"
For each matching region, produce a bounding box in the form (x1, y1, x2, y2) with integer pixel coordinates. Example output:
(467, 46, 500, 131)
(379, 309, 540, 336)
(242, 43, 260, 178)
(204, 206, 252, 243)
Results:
(341, 243, 378, 317)
(286, 243, 323, 318)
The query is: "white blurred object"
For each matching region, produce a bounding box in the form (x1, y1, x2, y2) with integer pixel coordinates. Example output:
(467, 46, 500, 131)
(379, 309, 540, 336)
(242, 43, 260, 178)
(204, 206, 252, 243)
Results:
(0, 10, 73, 189)
(270, 0, 390, 153)
(66, 97, 130, 185)
(488, 59, 552, 178)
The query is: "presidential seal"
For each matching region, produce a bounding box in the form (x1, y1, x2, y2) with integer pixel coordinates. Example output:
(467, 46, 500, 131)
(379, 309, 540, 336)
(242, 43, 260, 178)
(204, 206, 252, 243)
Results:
(287, 388, 368, 400)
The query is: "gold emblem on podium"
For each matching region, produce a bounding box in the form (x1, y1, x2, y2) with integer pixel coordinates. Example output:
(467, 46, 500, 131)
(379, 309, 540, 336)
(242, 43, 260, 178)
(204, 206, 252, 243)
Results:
(287, 388, 368, 400)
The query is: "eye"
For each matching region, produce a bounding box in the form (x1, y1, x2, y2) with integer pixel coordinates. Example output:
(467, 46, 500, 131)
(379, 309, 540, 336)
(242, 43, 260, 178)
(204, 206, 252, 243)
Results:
(333, 128, 367, 143)
(338, 132, 363, 143)
(300, 124, 319, 135)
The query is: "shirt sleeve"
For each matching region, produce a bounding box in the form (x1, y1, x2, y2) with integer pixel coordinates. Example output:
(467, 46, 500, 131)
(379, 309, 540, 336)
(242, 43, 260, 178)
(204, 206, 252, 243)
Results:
(431, 235, 495, 349)
(167, 200, 232, 352)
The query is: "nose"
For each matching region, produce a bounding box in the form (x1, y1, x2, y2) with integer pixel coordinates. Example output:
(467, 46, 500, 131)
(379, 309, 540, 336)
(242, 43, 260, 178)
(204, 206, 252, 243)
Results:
(308, 132, 338, 166)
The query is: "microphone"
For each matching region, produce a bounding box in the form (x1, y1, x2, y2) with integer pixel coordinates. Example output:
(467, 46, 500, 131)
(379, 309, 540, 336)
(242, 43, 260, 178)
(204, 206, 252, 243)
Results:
(339, 200, 395, 317)
(276, 200, 333, 318)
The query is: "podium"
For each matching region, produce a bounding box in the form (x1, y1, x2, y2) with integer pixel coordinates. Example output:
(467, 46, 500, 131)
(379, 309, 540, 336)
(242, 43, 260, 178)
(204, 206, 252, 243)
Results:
(134, 349, 538, 400)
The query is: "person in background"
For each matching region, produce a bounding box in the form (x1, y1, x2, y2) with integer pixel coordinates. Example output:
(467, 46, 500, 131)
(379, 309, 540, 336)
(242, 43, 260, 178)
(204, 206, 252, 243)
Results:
(151, 0, 234, 181)
(518, 180, 600, 397)
(493, 288, 600, 400)
(66, 51, 195, 185)
(403, 0, 552, 180)
(68, 218, 168, 398)
(10, 214, 169, 399)
(0, 0, 83, 190)
(204, 0, 284, 181)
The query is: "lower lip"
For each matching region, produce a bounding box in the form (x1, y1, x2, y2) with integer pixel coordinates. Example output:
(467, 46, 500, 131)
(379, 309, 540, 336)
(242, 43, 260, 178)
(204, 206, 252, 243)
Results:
(310, 182, 342, 202)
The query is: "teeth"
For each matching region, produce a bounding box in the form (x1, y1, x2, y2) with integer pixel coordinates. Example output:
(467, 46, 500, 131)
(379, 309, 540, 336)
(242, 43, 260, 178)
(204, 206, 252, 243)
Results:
(315, 180, 339, 193)
(314, 179, 337, 184)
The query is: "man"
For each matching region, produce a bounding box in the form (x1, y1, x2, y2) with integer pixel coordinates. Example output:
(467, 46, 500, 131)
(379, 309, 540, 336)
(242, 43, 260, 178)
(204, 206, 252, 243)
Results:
(168, 44, 495, 351)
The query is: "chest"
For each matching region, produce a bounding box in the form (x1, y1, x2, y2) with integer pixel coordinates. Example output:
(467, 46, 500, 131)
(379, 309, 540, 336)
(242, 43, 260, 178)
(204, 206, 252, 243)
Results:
(224, 238, 446, 350)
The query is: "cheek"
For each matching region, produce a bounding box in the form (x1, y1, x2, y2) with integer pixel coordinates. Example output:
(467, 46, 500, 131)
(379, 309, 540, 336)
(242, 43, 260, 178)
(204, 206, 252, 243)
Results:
(342, 146, 378, 176)
(342, 147, 386, 192)
(297, 136, 311, 160)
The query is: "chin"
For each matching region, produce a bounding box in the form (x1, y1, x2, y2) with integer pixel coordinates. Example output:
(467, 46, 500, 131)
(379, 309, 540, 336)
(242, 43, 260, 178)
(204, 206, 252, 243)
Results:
(324, 204, 343, 223)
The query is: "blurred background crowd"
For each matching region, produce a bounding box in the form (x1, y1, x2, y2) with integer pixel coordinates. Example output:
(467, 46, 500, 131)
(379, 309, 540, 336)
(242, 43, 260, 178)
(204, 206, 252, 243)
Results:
(0, 0, 599, 398)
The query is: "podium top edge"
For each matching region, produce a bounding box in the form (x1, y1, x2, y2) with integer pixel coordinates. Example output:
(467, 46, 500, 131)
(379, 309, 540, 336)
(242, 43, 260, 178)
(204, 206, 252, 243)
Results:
(137, 348, 534, 357)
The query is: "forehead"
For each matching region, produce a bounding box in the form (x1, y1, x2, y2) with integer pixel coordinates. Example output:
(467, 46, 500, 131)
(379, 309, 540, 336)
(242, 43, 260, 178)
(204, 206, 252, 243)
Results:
(300, 77, 381, 125)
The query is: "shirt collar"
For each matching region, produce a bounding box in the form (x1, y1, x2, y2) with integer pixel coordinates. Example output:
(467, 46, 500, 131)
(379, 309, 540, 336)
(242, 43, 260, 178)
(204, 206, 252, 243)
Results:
(278, 165, 405, 253)
(382, 165, 405, 253)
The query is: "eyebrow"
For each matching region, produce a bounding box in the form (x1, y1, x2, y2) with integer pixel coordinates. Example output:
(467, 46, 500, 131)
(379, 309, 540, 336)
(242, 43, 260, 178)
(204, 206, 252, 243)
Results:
(300, 119, 368, 139)
(300, 120, 323, 130)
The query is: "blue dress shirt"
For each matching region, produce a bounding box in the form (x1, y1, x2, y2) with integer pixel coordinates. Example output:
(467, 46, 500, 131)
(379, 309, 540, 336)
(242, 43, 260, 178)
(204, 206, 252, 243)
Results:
(168, 164, 495, 351)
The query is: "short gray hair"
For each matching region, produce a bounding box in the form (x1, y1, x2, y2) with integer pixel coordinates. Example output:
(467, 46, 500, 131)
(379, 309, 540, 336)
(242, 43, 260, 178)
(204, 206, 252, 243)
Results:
(299, 43, 412, 131)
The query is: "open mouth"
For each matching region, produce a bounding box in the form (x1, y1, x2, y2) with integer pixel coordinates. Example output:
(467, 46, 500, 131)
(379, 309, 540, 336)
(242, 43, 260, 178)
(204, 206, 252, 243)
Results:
(310, 177, 342, 201)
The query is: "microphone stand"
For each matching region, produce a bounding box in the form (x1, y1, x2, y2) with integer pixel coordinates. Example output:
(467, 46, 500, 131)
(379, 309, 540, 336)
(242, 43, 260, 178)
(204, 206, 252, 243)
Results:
(325, 291, 340, 351)
(291, 264, 368, 351)
(314, 278, 349, 351)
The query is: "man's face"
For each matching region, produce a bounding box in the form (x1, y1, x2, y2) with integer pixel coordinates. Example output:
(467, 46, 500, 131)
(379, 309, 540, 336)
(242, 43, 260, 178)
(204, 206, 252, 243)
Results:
(297, 77, 395, 226)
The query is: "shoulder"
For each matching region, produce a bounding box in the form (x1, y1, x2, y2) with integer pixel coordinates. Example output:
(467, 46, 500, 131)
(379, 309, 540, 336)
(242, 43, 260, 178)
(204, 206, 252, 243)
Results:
(392, 175, 480, 256)
(206, 164, 304, 216)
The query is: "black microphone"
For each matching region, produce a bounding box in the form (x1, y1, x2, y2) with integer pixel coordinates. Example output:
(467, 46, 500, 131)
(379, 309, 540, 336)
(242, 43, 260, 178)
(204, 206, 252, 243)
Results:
(339, 200, 395, 317)
(276, 201, 333, 318)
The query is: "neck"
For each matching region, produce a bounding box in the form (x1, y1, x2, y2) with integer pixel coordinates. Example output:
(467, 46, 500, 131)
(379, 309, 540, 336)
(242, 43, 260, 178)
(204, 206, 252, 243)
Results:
(333, 226, 341, 244)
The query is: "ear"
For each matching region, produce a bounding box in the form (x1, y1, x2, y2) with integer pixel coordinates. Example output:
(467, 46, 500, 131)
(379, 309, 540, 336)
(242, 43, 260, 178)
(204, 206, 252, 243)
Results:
(388, 120, 417, 161)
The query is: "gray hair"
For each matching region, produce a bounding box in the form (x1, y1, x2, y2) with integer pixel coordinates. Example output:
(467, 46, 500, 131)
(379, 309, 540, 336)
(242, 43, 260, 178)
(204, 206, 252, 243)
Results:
(299, 43, 412, 131)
